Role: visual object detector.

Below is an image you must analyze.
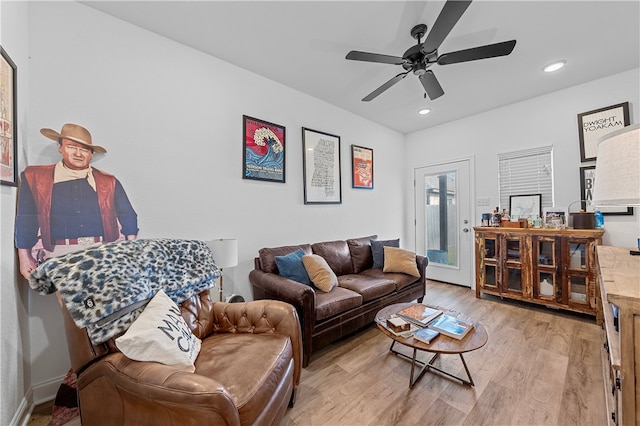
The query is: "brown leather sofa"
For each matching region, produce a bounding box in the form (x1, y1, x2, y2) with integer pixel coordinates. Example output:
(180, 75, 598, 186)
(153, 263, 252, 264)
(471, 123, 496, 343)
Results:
(57, 290, 302, 426)
(249, 236, 427, 367)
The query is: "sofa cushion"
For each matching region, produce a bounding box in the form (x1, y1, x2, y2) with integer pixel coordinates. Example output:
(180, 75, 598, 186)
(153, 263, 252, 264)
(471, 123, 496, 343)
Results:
(311, 240, 353, 276)
(314, 286, 363, 321)
(259, 244, 312, 274)
(371, 238, 400, 269)
(303, 254, 338, 292)
(115, 290, 201, 371)
(347, 235, 377, 273)
(274, 248, 312, 285)
(195, 333, 293, 425)
(383, 246, 421, 277)
(360, 268, 421, 292)
(338, 274, 396, 303)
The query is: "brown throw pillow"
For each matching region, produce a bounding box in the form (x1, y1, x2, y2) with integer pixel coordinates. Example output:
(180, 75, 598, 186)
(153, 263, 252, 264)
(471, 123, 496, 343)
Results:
(302, 254, 338, 292)
(383, 246, 420, 277)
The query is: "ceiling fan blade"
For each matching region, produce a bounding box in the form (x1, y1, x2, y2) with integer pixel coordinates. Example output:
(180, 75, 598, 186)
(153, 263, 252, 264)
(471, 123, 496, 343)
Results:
(419, 70, 445, 100)
(346, 50, 406, 65)
(422, 0, 472, 54)
(437, 40, 517, 65)
(362, 72, 409, 102)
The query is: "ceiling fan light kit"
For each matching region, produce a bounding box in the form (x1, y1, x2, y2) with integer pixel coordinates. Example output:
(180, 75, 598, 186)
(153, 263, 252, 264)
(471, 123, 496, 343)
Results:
(345, 0, 516, 102)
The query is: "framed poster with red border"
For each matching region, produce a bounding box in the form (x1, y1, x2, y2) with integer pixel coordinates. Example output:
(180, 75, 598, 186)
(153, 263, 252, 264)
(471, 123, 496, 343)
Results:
(351, 144, 373, 189)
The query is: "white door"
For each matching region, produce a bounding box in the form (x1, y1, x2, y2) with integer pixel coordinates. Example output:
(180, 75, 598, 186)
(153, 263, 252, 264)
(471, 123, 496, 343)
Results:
(415, 158, 473, 287)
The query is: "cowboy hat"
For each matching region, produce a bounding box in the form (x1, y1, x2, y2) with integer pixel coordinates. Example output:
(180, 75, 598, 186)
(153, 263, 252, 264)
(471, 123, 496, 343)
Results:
(40, 123, 107, 154)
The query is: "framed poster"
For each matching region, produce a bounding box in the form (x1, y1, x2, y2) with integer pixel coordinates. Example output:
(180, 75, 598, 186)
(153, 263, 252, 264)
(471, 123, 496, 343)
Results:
(1, 46, 17, 187)
(302, 127, 341, 204)
(580, 165, 633, 216)
(509, 193, 542, 219)
(242, 115, 285, 183)
(351, 144, 373, 189)
(577, 102, 629, 162)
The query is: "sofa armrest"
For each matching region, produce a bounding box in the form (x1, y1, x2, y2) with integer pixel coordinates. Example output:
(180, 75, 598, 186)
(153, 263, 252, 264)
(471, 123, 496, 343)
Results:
(416, 254, 428, 279)
(79, 353, 241, 425)
(212, 300, 303, 388)
(249, 269, 315, 310)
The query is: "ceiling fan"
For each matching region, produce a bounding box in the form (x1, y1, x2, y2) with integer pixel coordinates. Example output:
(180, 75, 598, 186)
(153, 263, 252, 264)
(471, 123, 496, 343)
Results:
(345, 0, 516, 101)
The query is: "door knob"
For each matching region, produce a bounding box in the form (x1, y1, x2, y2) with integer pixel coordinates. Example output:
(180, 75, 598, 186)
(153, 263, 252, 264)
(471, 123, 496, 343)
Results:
(463, 228, 470, 232)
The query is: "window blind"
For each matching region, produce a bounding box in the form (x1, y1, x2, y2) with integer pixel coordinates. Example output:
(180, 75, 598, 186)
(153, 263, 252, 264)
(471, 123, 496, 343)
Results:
(498, 145, 554, 213)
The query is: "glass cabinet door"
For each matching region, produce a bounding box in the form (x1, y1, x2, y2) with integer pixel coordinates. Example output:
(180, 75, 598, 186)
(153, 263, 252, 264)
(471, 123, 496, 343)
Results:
(533, 237, 558, 301)
(504, 237, 524, 294)
(478, 235, 499, 291)
(564, 239, 590, 306)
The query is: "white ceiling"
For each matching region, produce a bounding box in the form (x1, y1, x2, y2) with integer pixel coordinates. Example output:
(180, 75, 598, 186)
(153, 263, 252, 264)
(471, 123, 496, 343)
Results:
(81, 1, 640, 134)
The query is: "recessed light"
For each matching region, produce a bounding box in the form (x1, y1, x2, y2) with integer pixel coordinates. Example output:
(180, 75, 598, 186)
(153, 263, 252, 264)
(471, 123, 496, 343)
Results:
(418, 108, 431, 115)
(543, 60, 566, 73)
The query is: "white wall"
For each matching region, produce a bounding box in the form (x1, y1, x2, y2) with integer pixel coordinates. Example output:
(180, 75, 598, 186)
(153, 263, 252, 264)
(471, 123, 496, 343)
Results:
(1, 1, 31, 425)
(404, 68, 640, 254)
(3, 1, 638, 423)
(22, 0, 406, 405)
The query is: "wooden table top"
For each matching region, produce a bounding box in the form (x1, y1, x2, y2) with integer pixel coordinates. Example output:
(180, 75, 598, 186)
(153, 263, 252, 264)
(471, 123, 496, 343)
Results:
(376, 302, 489, 355)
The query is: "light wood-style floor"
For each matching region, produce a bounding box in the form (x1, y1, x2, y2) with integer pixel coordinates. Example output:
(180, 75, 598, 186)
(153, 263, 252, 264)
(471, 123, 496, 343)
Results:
(282, 280, 607, 426)
(28, 280, 606, 426)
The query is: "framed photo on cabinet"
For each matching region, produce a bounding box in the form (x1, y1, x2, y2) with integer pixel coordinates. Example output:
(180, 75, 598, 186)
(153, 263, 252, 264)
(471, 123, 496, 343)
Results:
(302, 127, 341, 204)
(1, 46, 18, 187)
(242, 115, 285, 183)
(351, 145, 373, 189)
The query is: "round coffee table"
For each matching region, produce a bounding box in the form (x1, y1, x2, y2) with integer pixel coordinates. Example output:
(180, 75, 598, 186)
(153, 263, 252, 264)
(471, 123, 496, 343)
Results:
(376, 302, 488, 389)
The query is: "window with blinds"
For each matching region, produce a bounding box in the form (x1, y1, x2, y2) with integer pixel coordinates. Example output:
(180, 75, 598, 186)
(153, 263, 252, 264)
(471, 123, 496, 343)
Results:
(498, 146, 554, 213)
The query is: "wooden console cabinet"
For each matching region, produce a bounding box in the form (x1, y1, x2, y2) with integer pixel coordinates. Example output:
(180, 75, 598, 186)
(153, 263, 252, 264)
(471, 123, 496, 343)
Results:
(597, 246, 640, 425)
(474, 227, 604, 317)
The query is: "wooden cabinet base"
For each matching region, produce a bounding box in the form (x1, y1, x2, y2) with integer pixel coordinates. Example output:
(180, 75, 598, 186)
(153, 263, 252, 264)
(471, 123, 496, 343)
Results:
(474, 227, 604, 318)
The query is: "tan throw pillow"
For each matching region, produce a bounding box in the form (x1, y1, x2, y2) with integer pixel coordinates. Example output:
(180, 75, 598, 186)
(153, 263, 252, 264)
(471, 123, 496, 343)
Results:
(383, 246, 420, 277)
(115, 290, 201, 372)
(302, 254, 338, 292)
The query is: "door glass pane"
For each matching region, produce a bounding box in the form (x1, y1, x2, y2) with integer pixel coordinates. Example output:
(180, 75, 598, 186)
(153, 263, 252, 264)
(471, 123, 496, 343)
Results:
(569, 276, 587, 303)
(569, 243, 586, 269)
(485, 265, 496, 286)
(538, 241, 554, 265)
(425, 171, 458, 267)
(539, 272, 554, 296)
(506, 239, 520, 261)
(507, 268, 522, 291)
(484, 238, 496, 259)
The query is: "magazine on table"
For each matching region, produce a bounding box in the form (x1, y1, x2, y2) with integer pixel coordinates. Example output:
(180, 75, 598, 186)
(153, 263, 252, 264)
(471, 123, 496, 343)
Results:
(375, 315, 419, 338)
(397, 303, 443, 327)
(413, 327, 440, 344)
(427, 315, 474, 340)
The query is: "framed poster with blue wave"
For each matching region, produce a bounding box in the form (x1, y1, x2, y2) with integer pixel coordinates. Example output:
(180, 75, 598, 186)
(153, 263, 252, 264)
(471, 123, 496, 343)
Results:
(243, 115, 285, 183)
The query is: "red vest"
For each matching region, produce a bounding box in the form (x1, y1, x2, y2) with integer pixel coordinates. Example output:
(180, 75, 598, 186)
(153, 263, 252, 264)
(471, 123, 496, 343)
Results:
(23, 165, 120, 251)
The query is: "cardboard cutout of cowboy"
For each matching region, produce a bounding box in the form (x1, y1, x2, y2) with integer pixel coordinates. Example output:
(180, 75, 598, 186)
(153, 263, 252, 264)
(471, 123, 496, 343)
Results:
(15, 123, 138, 279)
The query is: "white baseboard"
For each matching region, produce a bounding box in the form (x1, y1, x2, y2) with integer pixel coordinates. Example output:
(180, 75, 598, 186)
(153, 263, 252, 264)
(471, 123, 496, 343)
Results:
(10, 374, 65, 426)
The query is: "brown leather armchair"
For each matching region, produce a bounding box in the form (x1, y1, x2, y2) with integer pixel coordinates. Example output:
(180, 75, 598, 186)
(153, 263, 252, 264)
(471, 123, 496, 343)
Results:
(57, 290, 302, 425)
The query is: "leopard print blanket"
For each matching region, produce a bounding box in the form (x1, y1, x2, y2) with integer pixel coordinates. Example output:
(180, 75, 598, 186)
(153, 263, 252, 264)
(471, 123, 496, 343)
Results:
(29, 238, 222, 344)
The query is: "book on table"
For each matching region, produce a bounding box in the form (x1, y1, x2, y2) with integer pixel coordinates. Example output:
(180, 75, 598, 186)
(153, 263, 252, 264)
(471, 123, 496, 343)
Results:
(413, 327, 439, 344)
(375, 316, 418, 338)
(397, 303, 443, 327)
(427, 315, 474, 340)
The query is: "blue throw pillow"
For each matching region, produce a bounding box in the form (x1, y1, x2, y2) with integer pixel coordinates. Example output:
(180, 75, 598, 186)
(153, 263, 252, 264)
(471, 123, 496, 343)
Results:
(371, 239, 400, 269)
(275, 248, 312, 286)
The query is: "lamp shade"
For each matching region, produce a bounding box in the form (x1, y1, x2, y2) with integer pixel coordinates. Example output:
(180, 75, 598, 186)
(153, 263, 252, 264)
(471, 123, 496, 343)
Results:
(207, 238, 238, 268)
(592, 123, 640, 207)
